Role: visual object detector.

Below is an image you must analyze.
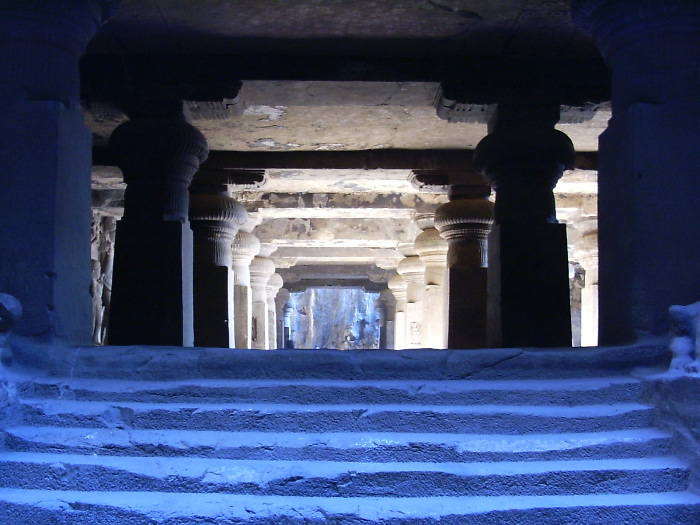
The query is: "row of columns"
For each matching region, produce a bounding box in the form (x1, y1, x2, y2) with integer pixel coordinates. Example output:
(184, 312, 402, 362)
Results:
(2, 0, 697, 350)
(385, 102, 579, 349)
(102, 114, 285, 349)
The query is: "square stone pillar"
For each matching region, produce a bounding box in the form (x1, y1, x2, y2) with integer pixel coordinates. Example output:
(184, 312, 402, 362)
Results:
(573, 0, 700, 342)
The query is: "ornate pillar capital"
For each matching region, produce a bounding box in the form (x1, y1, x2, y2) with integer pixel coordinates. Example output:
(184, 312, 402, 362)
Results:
(387, 274, 408, 301)
(435, 192, 494, 269)
(0, 0, 120, 106)
(474, 111, 575, 224)
(110, 118, 208, 222)
(572, 0, 700, 105)
(266, 273, 284, 300)
(414, 228, 448, 267)
(250, 256, 276, 285)
(232, 231, 262, 265)
(396, 256, 425, 284)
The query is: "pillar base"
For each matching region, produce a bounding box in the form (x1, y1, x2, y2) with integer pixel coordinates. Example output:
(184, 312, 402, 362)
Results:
(488, 223, 572, 348)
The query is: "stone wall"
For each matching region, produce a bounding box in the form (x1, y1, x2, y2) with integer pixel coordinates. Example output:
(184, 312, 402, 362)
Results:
(290, 288, 379, 349)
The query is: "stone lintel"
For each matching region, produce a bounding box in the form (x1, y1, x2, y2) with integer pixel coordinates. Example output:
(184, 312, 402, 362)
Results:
(81, 54, 609, 95)
(94, 147, 598, 172)
(279, 264, 392, 284)
(285, 280, 386, 293)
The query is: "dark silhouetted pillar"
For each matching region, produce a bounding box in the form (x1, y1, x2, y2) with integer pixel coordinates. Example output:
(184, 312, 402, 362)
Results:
(189, 176, 247, 348)
(108, 117, 208, 346)
(573, 0, 700, 343)
(475, 104, 574, 348)
(0, 0, 118, 343)
(435, 183, 494, 349)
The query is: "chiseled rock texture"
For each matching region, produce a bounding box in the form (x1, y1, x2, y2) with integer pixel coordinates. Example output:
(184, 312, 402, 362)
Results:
(0, 341, 698, 523)
(291, 288, 379, 350)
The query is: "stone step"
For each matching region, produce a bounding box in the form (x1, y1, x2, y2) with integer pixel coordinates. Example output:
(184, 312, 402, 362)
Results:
(19, 399, 655, 434)
(12, 344, 668, 381)
(0, 452, 689, 497)
(3, 426, 673, 463)
(1, 489, 699, 524)
(18, 376, 645, 406)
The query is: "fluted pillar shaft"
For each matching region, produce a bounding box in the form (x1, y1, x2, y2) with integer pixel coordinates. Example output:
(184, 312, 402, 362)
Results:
(435, 184, 494, 349)
(573, 0, 700, 342)
(387, 275, 407, 350)
(397, 255, 425, 348)
(108, 117, 208, 346)
(475, 104, 574, 348)
(415, 227, 449, 349)
(189, 186, 247, 348)
(0, 1, 118, 342)
(250, 256, 276, 349)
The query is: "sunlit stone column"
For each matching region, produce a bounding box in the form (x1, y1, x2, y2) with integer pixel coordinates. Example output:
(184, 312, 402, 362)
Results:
(396, 248, 425, 349)
(374, 295, 389, 349)
(90, 214, 117, 345)
(573, 218, 599, 347)
(435, 184, 494, 349)
(414, 218, 449, 349)
(189, 180, 247, 348)
(378, 289, 396, 349)
(573, 0, 700, 342)
(275, 287, 290, 349)
(266, 273, 284, 349)
(475, 104, 574, 348)
(387, 274, 407, 350)
(231, 222, 261, 349)
(249, 255, 276, 350)
(282, 301, 294, 348)
(0, 0, 119, 343)
(108, 116, 208, 346)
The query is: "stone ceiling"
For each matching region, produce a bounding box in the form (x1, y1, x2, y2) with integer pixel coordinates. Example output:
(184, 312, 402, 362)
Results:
(87, 0, 605, 288)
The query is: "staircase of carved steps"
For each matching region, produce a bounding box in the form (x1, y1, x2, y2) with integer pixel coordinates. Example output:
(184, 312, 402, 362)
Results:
(0, 345, 699, 524)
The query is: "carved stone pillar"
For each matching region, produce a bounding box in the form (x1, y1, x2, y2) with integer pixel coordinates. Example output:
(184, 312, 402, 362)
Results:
(414, 219, 449, 349)
(378, 289, 397, 349)
(275, 288, 290, 349)
(374, 295, 389, 349)
(434, 184, 494, 349)
(573, 218, 599, 347)
(282, 301, 294, 348)
(189, 178, 247, 348)
(573, 0, 700, 342)
(90, 213, 117, 345)
(108, 117, 208, 346)
(231, 220, 261, 349)
(475, 104, 574, 348)
(266, 273, 284, 349)
(249, 256, 276, 350)
(0, 0, 118, 342)
(396, 249, 425, 349)
(387, 274, 407, 350)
